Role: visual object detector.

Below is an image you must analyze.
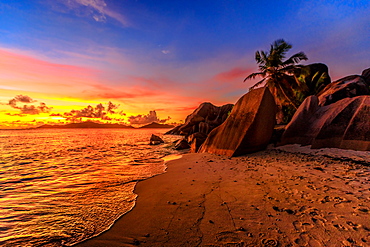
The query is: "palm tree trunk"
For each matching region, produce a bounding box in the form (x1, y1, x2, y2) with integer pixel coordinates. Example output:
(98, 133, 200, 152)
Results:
(276, 82, 298, 110)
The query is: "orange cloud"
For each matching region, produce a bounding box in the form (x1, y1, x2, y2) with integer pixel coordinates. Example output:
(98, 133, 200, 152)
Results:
(0, 47, 259, 128)
(7, 95, 52, 115)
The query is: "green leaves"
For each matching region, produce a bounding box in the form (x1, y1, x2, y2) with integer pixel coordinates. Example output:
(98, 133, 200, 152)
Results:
(244, 39, 309, 120)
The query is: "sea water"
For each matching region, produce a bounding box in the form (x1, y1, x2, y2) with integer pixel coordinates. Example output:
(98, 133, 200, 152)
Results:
(0, 128, 180, 246)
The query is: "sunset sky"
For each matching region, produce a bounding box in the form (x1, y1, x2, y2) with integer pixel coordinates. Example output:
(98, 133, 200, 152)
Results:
(0, 0, 369, 128)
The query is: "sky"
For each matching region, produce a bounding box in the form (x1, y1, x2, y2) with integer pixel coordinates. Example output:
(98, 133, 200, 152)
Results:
(0, 0, 369, 128)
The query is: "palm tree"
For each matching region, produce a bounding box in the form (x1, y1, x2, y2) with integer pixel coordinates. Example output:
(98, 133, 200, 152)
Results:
(244, 39, 308, 109)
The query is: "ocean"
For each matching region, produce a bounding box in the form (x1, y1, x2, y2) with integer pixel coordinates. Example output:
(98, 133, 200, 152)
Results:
(0, 128, 181, 246)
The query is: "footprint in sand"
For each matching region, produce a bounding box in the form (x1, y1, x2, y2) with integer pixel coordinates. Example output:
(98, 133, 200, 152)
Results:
(346, 221, 362, 230)
(333, 223, 348, 231)
(354, 206, 370, 214)
(215, 231, 243, 245)
(293, 221, 314, 232)
(295, 233, 322, 247)
(261, 238, 279, 247)
(294, 232, 309, 246)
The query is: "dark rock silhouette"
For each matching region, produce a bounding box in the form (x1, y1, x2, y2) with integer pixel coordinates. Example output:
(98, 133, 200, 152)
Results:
(280, 95, 370, 151)
(165, 125, 181, 135)
(140, 122, 174, 128)
(317, 75, 369, 106)
(150, 134, 164, 145)
(268, 63, 331, 124)
(174, 139, 190, 150)
(362, 67, 370, 85)
(165, 102, 233, 136)
(293, 63, 331, 96)
(199, 87, 276, 157)
(270, 125, 286, 146)
(187, 132, 208, 152)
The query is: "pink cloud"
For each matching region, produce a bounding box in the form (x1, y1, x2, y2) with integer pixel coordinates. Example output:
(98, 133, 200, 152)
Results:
(0, 47, 259, 123)
(86, 84, 162, 100)
(213, 67, 253, 82)
(0, 49, 151, 101)
(0, 48, 100, 92)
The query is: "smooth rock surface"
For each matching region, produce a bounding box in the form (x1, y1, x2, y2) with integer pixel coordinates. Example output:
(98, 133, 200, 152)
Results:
(280, 95, 370, 151)
(199, 87, 276, 157)
(278, 96, 321, 146)
(317, 75, 369, 106)
(312, 96, 370, 151)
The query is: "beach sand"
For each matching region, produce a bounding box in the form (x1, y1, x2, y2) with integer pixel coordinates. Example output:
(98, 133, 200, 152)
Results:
(77, 146, 370, 247)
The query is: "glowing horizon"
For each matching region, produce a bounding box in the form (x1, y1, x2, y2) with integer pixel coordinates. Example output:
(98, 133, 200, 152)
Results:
(0, 1, 369, 129)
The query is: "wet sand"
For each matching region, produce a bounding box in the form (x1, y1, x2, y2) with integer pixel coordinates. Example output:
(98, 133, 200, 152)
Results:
(77, 146, 370, 247)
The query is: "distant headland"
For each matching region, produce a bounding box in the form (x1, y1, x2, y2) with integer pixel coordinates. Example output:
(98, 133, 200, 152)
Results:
(35, 121, 174, 129)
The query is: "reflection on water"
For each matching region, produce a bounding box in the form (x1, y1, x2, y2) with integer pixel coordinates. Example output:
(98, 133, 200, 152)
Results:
(0, 128, 180, 246)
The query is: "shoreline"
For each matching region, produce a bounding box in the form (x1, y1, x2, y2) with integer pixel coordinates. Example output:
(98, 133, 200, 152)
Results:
(77, 146, 370, 246)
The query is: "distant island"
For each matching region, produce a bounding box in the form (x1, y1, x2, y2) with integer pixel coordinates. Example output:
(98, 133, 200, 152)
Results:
(138, 122, 174, 128)
(37, 121, 133, 129)
(36, 121, 174, 129)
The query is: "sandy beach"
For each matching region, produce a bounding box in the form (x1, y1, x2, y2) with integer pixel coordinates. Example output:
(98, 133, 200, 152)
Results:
(77, 146, 370, 247)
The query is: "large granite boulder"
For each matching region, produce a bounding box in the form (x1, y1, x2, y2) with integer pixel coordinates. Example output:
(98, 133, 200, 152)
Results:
(317, 75, 369, 106)
(278, 96, 321, 145)
(199, 87, 276, 157)
(362, 67, 370, 86)
(312, 96, 370, 150)
(165, 102, 233, 136)
(280, 95, 370, 151)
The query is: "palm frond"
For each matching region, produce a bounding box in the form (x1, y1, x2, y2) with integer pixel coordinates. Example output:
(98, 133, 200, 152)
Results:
(249, 78, 266, 90)
(243, 72, 264, 82)
(255, 51, 263, 64)
(283, 52, 308, 66)
(278, 65, 301, 74)
(261, 51, 268, 66)
(274, 39, 292, 59)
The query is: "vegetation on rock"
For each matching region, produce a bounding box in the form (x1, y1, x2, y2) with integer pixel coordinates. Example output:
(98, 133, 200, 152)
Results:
(244, 39, 308, 111)
(244, 39, 333, 123)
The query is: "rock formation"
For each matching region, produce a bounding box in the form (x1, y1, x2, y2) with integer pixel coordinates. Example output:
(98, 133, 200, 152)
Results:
(199, 87, 276, 157)
(280, 95, 370, 151)
(174, 139, 190, 150)
(187, 132, 208, 153)
(149, 134, 164, 145)
(293, 63, 331, 96)
(165, 125, 181, 135)
(165, 102, 233, 136)
(278, 96, 321, 146)
(312, 96, 370, 150)
(362, 67, 370, 85)
(317, 75, 369, 106)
